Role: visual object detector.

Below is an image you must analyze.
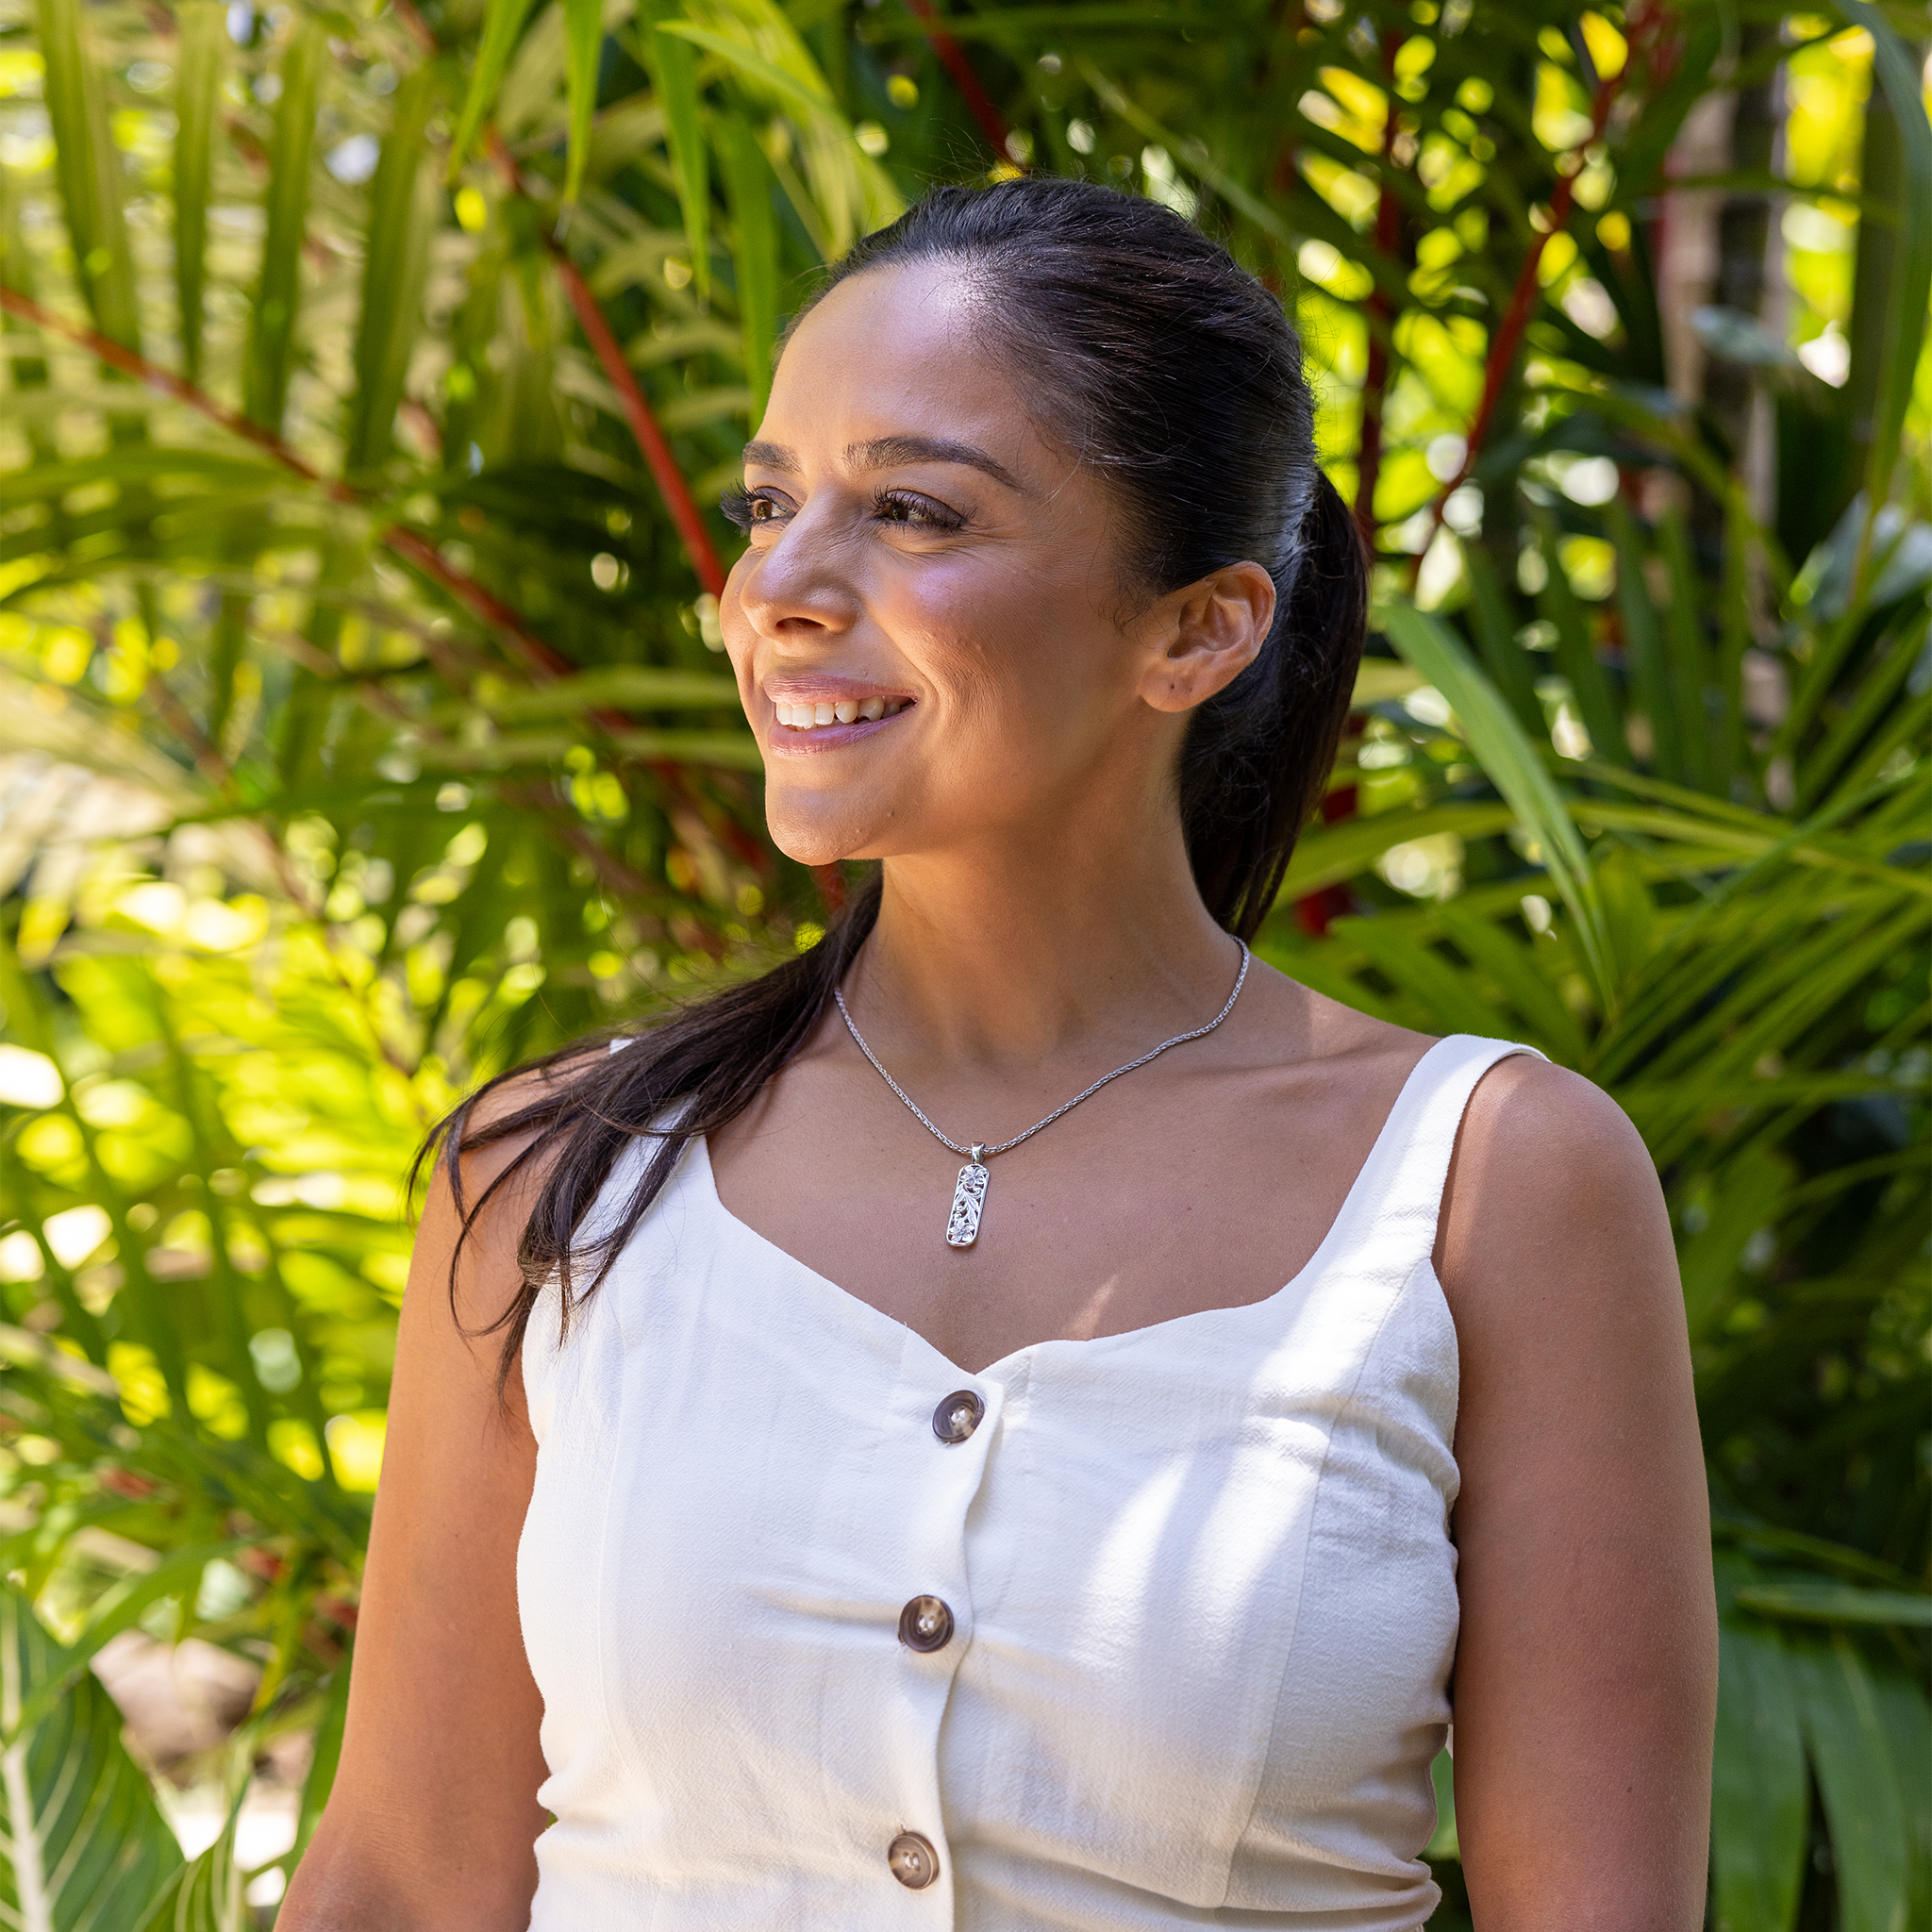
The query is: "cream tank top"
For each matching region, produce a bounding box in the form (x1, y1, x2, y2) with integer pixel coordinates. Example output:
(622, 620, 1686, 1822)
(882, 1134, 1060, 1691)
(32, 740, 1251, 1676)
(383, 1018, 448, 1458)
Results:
(517, 1033, 1535, 1929)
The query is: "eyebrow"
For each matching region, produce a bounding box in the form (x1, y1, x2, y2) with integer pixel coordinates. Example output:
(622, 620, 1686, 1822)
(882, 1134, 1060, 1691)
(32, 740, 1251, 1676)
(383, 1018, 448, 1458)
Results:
(740, 434, 1024, 491)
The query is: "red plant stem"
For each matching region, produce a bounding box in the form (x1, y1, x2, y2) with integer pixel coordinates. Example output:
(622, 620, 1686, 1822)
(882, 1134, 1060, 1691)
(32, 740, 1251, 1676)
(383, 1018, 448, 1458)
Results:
(387, 0, 438, 57)
(1356, 301, 1394, 547)
(379, 525, 575, 679)
(901, 0, 1011, 158)
(1355, 29, 1407, 549)
(0, 280, 724, 787)
(1408, 2, 1666, 582)
(474, 144, 775, 889)
(551, 251, 727, 597)
(485, 134, 727, 599)
(0, 279, 588, 675)
(0, 283, 336, 491)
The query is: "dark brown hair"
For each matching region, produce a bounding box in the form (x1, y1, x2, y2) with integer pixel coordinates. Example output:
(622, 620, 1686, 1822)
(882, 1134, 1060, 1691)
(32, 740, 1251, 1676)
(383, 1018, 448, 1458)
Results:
(429, 177, 1366, 1383)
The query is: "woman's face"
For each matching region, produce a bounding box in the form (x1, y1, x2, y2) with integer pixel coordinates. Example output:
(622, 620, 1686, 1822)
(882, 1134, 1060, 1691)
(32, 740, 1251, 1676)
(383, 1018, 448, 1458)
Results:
(720, 261, 1268, 869)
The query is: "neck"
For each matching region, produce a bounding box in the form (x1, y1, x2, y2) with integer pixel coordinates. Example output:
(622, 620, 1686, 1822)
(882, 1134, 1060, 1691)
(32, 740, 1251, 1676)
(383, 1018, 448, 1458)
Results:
(844, 820, 1242, 1075)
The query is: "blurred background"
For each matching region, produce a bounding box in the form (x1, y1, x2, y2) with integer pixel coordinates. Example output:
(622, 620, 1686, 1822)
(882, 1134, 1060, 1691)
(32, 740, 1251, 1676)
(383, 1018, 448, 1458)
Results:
(0, 0, 1926, 1920)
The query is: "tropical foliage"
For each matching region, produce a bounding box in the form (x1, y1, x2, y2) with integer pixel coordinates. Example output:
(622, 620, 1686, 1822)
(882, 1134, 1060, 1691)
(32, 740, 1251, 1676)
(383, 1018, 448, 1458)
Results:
(0, 0, 1925, 1920)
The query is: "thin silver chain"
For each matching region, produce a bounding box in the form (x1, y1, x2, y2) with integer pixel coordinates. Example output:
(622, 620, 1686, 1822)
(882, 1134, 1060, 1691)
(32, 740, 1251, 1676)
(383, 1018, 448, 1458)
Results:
(833, 941, 1251, 1164)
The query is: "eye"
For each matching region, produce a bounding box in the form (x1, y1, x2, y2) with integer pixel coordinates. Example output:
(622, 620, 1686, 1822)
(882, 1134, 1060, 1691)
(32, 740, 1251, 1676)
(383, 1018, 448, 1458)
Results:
(721, 486, 790, 532)
(873, 489, 965, 533)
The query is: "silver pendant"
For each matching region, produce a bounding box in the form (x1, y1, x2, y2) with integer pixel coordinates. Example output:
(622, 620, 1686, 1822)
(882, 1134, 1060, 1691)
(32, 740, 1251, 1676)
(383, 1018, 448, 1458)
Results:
(946, 1150, 990, 1248)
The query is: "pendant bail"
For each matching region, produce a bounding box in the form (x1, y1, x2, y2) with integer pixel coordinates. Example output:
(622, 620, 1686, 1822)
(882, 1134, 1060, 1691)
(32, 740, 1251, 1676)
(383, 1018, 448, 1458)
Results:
(969, 1143, 986, 1165)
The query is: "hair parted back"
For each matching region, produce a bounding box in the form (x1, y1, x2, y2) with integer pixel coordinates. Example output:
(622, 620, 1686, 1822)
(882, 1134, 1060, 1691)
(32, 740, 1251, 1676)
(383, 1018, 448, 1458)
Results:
(431, 176, 1367, 1387)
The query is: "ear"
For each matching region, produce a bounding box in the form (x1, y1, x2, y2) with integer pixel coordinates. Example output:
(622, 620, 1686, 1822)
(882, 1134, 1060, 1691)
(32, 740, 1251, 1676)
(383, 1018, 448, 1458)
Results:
(1135, 561, 1276, 715)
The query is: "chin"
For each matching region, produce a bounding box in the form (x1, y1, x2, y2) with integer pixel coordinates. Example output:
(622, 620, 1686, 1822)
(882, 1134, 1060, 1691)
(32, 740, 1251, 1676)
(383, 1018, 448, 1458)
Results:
(765, 800, 884, 871)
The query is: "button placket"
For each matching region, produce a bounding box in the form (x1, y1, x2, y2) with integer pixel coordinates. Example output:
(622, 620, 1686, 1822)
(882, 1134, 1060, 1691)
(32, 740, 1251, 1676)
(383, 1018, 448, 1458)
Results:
(876, 1370, 1000, 1905)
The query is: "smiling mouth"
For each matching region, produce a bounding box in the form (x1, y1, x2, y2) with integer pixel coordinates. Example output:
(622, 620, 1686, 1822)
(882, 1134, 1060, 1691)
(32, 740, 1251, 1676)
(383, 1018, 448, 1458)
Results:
(772, 696, 912, 731)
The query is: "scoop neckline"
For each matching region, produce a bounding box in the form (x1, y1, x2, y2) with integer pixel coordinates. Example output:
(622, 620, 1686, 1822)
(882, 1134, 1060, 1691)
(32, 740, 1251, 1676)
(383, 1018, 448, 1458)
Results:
(690, 1032, 1468, 1384)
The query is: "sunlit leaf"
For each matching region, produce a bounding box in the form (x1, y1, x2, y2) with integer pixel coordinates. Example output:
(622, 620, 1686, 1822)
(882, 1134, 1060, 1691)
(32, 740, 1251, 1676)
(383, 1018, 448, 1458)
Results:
(0, 1588, 183, 1923)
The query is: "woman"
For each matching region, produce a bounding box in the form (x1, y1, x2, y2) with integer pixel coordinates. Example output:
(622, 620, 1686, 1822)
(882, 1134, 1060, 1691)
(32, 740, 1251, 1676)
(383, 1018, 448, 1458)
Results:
(283, 179, 1715, 1929)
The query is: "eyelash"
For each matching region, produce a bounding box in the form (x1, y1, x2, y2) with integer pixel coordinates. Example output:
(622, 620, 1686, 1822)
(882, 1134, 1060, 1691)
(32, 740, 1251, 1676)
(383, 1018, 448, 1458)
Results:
(719, 486, 965, 535)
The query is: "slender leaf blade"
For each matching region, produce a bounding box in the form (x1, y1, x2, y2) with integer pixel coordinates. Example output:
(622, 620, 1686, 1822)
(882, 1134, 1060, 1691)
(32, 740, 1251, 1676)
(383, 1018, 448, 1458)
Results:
(641, 2, 711, 299)
(450, 0, 546, 175)
(1712, 1577, 1807, 1932)
(242, 19, 325, 432)
(173, 2, 224, 384)
(1380, 603, 1615, 1007)
(716, 111, 778, 423)
(561, 0, 605, 204)
(1790, 1632, 1910, 1932)
(34, 0, 141, 352)
(345, 68, 441, 475)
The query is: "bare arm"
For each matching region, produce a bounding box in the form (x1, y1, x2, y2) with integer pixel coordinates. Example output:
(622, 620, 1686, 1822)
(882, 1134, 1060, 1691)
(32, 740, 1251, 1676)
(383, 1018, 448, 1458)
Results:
(1438, 1058, 1716, 1930)
(279, 1106, 552, 1930)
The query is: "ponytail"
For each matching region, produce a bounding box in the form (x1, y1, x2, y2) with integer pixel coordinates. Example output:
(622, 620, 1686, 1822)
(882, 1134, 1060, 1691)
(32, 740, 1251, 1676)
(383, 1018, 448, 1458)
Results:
(1180, 469, 1367, 940)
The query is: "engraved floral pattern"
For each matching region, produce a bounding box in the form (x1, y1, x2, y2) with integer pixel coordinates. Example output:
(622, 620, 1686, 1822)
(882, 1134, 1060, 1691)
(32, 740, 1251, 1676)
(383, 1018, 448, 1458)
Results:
(947, 1163, 991, 1247)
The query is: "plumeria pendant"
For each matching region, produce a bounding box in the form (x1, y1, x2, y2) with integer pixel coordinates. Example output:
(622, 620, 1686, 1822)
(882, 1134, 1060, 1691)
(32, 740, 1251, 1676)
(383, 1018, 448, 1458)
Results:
(834, 942, 1249, 1254)
(945, 1147, 990, 1248)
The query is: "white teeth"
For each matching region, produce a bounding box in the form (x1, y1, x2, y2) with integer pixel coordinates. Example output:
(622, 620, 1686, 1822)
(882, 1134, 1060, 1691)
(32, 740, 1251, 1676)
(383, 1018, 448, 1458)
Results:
(772, 696, 908, 730)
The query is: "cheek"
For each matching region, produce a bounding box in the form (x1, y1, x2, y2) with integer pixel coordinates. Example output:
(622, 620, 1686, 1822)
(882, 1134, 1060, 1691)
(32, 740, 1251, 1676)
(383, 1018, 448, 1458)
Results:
(887, 549, 1121, 723)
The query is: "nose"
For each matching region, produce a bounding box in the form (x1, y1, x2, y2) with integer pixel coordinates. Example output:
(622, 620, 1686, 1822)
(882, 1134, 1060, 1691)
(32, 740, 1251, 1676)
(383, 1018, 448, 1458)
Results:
(733, 507, 860, 645)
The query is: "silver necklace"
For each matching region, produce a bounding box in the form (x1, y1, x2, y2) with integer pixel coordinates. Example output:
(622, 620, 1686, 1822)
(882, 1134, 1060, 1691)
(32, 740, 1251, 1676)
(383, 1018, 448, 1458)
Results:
(834, 941, 1252, 1248)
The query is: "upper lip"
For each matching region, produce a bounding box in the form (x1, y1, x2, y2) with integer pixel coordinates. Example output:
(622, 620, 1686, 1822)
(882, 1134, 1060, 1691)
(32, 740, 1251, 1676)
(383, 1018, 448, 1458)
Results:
(761, 675, 916, 706)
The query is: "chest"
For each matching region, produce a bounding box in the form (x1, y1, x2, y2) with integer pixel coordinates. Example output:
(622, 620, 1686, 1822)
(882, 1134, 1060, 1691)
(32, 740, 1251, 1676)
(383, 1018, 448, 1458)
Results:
(708, 1049, 1415, 1375)
(517, 1183, 1462, 1912)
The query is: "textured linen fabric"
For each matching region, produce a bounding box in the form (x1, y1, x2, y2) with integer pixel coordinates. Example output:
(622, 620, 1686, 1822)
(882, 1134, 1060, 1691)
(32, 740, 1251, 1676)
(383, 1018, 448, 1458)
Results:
(517, 1033, 1537, 1929)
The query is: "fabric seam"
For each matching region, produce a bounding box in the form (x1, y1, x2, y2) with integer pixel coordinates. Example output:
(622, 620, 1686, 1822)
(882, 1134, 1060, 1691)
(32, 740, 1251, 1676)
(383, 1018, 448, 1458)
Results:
(1217, 1038, 1528, 1909)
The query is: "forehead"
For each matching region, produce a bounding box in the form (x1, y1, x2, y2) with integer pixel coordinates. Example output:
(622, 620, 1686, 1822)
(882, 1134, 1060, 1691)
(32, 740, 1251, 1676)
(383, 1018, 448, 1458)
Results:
(763, 261, 1039, 458)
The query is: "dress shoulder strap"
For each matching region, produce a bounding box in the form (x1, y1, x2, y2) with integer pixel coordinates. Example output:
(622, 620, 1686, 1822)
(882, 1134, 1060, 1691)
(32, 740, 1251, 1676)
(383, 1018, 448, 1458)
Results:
(1321, 1033, 1546, 1281)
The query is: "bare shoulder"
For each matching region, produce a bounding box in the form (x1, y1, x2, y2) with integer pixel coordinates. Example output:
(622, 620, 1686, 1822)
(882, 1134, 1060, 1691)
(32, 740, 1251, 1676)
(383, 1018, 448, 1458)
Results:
(1438, 1052, 1679, 1349)
(410, 1047, 605, 1350)
(1446, 1053, 1660, 1241)
(441, 1049, 600, 1197)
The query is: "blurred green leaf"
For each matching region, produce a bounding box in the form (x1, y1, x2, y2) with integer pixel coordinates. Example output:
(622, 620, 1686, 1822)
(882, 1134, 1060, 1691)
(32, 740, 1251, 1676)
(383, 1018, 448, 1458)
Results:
(1381, 604, 1615, 1007)
(1736, 1583, 1932, 1629)
(345, 69, 442, 477)
(451, 0, 547, 176)
(1790, 1634, 1910, 1932)
(560, 0, 605, 205)
(1712, 1570, 1807, 1932)
(172, 2, 224, 386)
(641, 1, 712, 300)
(242, 19, 325, 434)
(0, 1588, 183, 1923)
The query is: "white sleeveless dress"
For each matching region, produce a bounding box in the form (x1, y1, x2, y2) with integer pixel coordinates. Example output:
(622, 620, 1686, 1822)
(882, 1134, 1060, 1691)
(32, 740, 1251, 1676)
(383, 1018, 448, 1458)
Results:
(517, 1033, 1535, 1929)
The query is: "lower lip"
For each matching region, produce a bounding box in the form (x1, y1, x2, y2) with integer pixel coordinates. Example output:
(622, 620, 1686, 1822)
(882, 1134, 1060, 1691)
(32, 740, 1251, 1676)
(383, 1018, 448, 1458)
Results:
(763, 707, 914, 758)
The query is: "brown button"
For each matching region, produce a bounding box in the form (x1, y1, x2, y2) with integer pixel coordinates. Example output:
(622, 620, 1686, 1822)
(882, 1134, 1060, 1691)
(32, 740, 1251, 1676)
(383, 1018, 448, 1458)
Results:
(931, 1390, 984, 1444)
(898, 1594, 955, 1653)
(888, 1831, 940, 1889)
